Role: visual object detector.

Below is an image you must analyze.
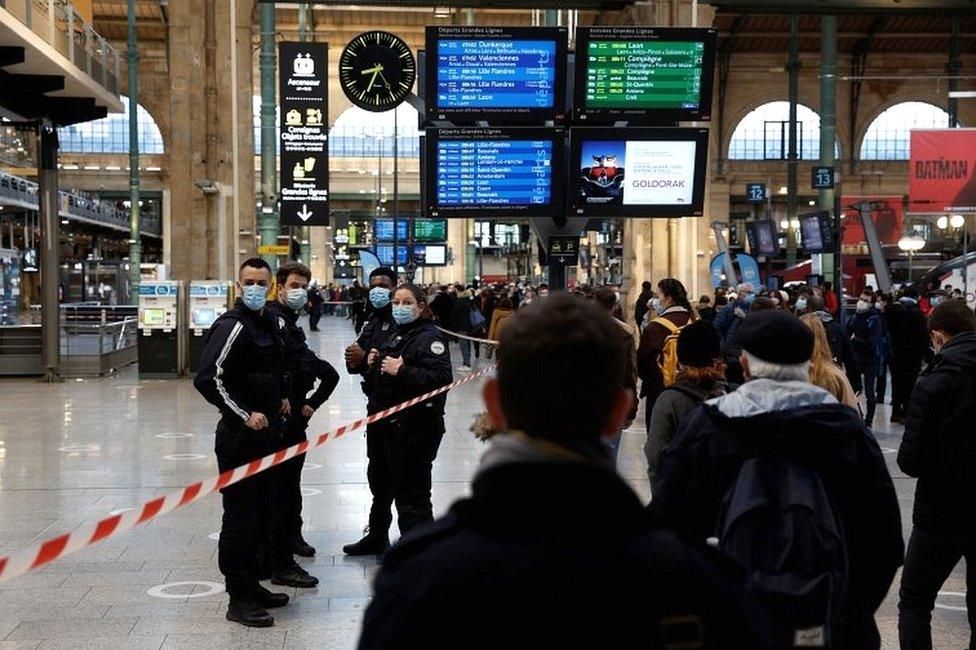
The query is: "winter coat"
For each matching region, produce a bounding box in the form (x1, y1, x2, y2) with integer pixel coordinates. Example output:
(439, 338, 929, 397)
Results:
(487, 308, 514, 342)
(884, 298, 931, 370)
(652, 379, 904, 649)
(636, 307, 693, 400)
(898, 332, 976, 533)
(646, 380, 728, 487)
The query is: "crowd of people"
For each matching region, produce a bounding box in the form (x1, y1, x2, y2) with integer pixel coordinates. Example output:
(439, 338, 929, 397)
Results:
(193, 258, 975, 649)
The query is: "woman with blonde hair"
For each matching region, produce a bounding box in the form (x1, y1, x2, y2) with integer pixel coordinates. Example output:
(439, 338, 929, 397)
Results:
(800, 313, 857, 407)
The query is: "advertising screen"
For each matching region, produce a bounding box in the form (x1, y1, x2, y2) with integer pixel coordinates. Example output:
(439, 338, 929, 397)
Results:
(570, 127, 709, 217)
(413, 219, 448, 242)
(801, 211, 836, 254)
(374, 219, 409, 242)
(426, 26, 567, 123)
(574, 27, 717, 124)
(746, 219, 780, 256)
(413, 244, 448, 266)
(425, 127, 566, 219)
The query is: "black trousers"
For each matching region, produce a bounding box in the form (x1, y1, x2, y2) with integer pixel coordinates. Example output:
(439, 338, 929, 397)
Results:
(309, 305, 322, 330)
(215, 420, 276, 597)
(365, 419, 444, 536)
(899, 526, 976, 649)
(891, 362, 921, 417)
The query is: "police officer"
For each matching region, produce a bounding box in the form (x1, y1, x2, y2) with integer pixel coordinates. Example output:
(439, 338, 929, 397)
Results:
(194, 257, 290, 628)
(344, 283, 452, 554)
(343, 267, 399, 555)
(264, 261, 340, 586)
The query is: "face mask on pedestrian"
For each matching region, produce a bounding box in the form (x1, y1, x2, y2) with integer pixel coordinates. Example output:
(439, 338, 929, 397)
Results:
(856, 299, 870, 313)
(930, 295, 945, 307)
(285, 288, 307, 311)
(650, 297, 663, 312)
(743, 292, 756, 305)
(795, 297, 808, 311)
(369, 287, 391, 309)
(392, 304, 418, 325)
(240, 284, 268, 311)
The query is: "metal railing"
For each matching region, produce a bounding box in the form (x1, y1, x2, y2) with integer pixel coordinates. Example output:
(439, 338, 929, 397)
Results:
(0, 0, 120, 96)
(61, 317, 137, 357)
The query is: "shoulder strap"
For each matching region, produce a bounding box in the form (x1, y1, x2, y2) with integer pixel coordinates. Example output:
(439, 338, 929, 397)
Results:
(651, 316, 681, 335)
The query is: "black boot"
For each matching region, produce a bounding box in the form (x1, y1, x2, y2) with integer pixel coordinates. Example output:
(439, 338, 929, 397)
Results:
(271, 563, 320, 588)
(342, 526, 390, 556)
(254, 585, 290, 609)
(292, 535, 316, 558)
(226, 596, 274, 628)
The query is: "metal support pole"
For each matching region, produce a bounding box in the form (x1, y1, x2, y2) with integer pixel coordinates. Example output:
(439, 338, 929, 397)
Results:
(38, 123, 61, 382)
(298, 3, 311, 267)
(127, 0, 141, 301)
(948, 15, 961, 127)
(786, 13, 799, 268)
(229, 0, 241, 276)
(820, 15, 839, 307)
(259, 3, 279, 269)
(392, 106, 400, 276)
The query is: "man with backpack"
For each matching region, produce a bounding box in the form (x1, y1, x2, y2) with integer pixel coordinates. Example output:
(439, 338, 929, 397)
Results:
(653, 310, 904, 648)
(848, 295, 881, 424)
(897, 300, 976, 649)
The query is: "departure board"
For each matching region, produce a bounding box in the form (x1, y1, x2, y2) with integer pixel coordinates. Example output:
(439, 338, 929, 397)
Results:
(413, 219, 448, 242)
(424, 127, 566, 218)
(574, 27, 717, 124)
(425, 26, 567, 123)
(373, 219, 408, 242)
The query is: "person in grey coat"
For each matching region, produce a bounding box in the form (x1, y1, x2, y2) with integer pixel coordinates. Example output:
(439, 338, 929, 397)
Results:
(646, 321, 729, 489)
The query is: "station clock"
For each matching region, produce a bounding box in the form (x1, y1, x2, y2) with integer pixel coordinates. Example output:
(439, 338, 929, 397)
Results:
(339, 31, 416, 112)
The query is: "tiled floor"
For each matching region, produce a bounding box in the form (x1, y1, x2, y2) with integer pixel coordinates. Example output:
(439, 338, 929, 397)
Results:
(0, 315, 970, 648)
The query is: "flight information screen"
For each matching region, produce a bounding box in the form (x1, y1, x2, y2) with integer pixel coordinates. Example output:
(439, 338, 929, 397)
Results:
(425, 26, 567, 122)
(574, 27, 716, 124)
(425, 127, 566, 218)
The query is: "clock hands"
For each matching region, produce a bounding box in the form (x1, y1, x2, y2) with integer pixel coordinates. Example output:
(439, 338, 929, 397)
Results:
(359, 64, 384, 76)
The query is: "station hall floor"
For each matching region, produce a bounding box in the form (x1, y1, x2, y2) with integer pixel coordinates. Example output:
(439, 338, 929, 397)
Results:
(0, 314, 970, 649)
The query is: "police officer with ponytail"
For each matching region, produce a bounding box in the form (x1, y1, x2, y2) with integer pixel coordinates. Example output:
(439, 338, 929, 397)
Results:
(344, 283, 452, 555)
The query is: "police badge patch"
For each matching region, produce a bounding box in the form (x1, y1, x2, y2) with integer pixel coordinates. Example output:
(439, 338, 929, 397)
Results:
(430, 341, 446, 355)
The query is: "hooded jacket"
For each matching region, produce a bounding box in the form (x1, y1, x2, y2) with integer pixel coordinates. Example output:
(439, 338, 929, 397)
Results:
(898, 332, 976, 533)
(652, 379, 903, 649)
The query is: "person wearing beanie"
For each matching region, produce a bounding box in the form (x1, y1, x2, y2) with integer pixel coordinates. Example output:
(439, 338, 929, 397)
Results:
(645, 321, 729, 487)
(653, 309, 904, 648)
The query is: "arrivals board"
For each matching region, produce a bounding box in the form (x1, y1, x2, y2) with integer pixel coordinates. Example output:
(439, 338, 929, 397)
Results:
(425, 26, 567, 123)
(574, 27, 716, 124)
(424, 127, 566, 219)
(570, 127, 709, 217)
(278, 42, 329, 226)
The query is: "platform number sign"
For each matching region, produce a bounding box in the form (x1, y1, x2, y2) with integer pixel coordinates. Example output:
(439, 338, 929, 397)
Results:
(811, 166, 835, 190)
(746, 183, 766, 204)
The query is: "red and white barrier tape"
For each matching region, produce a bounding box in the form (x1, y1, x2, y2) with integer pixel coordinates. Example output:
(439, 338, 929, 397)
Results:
(435, 326, 500, 346)
(0, 366, 495, 583)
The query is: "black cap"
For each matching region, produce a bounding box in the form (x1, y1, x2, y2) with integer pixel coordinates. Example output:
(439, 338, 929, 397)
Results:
(677, 321, 721, 368)
(737, 310, 814, 364)
(369, 267, 398, 284)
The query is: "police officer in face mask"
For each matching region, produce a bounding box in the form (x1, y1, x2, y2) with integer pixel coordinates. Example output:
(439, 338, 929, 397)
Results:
(343, 267, 400, 556)
(194, 258, 290, 628)
(264, 262, 340, 586)
(344, 284, 452, 554)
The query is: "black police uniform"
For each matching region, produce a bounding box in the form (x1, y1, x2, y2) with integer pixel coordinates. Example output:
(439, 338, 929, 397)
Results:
(193, 298, 287, 599)
(364, 317, 452, 534)
(265, 300, 340, 561)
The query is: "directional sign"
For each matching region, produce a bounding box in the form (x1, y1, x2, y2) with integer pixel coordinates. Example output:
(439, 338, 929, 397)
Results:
(811, 165, 835, 190)
(746, 183, 766, 204)
(258, 245, 290, 255)
(279, 41, 330, 226)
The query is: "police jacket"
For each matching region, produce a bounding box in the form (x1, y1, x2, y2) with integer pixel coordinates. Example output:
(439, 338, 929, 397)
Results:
(898, 332, 976, 533)
(364, 318, 452, 426)
(194, 299, 288, 430)
(358, 461, 772, 650)
(265, 300, 339, 410)
(348, 305, 396, 376)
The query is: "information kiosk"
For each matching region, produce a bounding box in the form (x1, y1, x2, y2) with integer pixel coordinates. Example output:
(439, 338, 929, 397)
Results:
(137, 280, 184, 378)
(187, 281, 232, 374)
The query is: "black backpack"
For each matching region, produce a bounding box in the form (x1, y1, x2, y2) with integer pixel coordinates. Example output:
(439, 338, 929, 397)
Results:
(717, 455, 849, 647)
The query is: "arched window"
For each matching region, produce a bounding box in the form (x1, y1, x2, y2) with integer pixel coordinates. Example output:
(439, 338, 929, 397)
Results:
(859, 102, 958, 161)
(329, 103, 420, 158)
(728, 101, 837, 161)
(58, 97, 164, 154)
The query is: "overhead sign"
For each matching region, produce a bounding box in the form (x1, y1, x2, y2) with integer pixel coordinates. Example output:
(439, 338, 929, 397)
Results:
(746, 183, 766, 203)
(258, 245, 290, 255)
(279, 41, 329, 227)
(909, 129, 976, 214)
(547, 236, 580, 266)
(811, 165, 835, 190)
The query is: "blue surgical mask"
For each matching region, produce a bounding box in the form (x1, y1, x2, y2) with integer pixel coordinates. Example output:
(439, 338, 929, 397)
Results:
(392, 305, 418, 326)
(743, 293, 756, 305)
(369, 286, 391, 309)
(286, 288, 307, 311)
(650, 297, 663, 312)
(241, 284, 268, 311)
(795, 298, 808, 311)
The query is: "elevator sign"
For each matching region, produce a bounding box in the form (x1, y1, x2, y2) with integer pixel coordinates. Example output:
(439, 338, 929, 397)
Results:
(279, 41, 330, 227)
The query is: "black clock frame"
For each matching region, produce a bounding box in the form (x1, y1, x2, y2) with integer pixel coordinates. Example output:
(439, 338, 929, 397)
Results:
(339, 30, 416, 113)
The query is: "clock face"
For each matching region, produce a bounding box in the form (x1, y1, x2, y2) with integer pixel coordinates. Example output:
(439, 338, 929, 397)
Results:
(339, 31, 416, 112)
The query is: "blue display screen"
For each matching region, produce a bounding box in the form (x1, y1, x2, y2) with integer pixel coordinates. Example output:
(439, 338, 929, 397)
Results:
(436, 39, 556, 109)
(374, 219, 409, 242)
(436, 139, 552, 207)
(376, 244, 409, 266)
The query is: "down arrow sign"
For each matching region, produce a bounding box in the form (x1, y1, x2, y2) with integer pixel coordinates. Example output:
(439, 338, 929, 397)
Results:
(297, 204, 313, 222)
